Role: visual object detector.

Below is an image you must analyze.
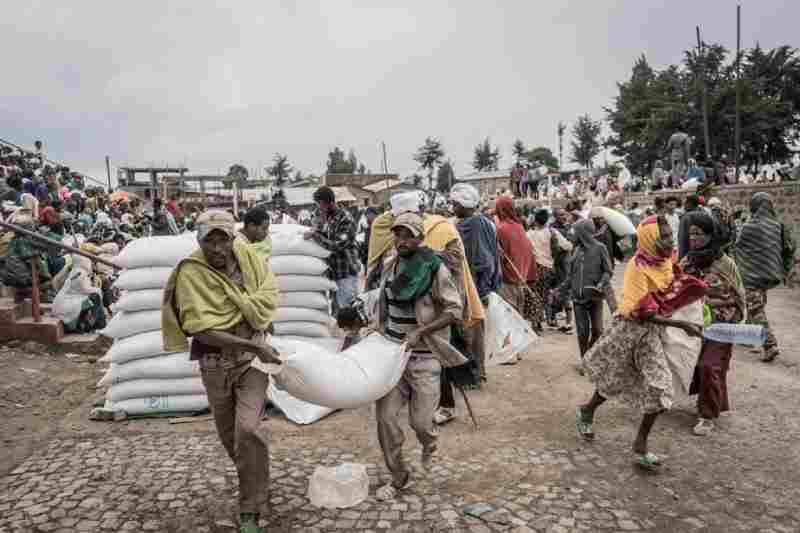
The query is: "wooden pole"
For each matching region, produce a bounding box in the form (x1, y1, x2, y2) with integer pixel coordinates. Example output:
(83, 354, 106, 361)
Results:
(734, 5, 742, 180)
(105, 156, 112, 191)
(0, 220, 122, 270)
(697, 26, 712, 161)
(30, 258, 41, 323)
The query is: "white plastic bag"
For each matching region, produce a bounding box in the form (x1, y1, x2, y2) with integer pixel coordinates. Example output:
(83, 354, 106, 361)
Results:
(105, 394, 208, 415)
(267, 379, 335, 425)
(270, 255, 329, 276)
(271, 333, 409, 409)
(273, 321, 332, 338)
(114, 267, 173, 291)
(98, 352, 197, 387)
(660, 300, 704, 396)
(101, 310, 161, 339)
(484, 292, 540, 366)
(281, 291, 330, 310)
(106, 377, 205, 402)
(100, 330, 173, 364)
(113, 289, 164, 313)
(274, 307, 333, 325)
(52, 272, 87, 326)
(276, 275, 337, 293)
(114, 234, 198, 269)
(307, 463, 368, 509)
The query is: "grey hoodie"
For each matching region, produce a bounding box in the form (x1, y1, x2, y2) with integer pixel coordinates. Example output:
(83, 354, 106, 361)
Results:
(565, 219, 613, 304)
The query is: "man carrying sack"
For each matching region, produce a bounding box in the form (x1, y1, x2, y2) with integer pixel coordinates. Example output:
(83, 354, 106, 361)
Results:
(162, 209, 281, 533)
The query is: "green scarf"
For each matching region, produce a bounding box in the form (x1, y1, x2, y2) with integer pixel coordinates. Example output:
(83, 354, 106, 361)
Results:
(390, 247, 444, 303)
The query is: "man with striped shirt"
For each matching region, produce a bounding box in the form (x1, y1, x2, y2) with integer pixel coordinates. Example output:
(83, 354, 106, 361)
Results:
(374, 212, 465, 501)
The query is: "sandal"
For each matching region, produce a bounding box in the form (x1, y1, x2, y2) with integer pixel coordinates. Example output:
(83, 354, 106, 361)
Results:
(576, 407, 595, 441)
(634, 452, 662, 472)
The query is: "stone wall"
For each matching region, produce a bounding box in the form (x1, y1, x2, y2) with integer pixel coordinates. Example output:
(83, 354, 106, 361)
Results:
(515, 182, 800, 234)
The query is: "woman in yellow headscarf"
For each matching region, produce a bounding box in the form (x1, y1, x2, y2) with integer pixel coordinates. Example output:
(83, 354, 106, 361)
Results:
(576, 215, 707, 471)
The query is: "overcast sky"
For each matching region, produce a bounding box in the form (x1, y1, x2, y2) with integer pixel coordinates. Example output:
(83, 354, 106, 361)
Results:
(2, 1, 797, 188)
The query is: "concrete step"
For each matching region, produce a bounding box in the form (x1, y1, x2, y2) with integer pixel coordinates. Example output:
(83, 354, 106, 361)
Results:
(0, 316, 64, 345)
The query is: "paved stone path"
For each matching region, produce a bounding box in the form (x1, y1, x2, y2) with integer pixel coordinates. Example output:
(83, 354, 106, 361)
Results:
(1, 434, 798, 532)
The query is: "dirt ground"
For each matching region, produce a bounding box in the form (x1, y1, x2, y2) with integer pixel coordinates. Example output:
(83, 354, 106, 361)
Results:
(1, 269, 800, 531)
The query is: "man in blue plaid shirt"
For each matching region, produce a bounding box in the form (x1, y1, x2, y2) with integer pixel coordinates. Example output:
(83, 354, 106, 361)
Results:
(304, 186, 361, 310)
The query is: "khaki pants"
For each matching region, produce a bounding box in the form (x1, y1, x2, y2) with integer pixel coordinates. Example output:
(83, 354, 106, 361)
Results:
(376, 356, 441, 485)
(201, 359, 270, 514)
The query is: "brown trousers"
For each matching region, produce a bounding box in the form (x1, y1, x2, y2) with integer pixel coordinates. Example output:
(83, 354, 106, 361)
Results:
(201, 359, 270, 514)
(376, 356, 441, 485)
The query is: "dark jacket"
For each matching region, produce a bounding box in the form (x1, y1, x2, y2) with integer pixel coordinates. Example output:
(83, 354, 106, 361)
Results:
(564, 220, 612, 304)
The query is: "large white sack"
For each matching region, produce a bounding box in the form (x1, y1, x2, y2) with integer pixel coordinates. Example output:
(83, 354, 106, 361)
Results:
(273, 336, 343, 353)
(274, 307, 333, 325)
(98, 352, 197, 387)
(106, 394, 208, 416)
(114, 289, 164, 313)
(114, 267, 174, 291)
(281, 292, 330, 310)
(270, 333, 409, 409)
(100, 330, 174, 364)
(270, 255, 329, 276)
(101, 310, 161, 339)
(106, 377, 205, 402)
(273, 321, 332, 338)
(271, 233, 331, 259)
(267, 379, 336, 425)
(115, 234, 198, 269)
(485, 292, 540, 366)
(276, 275, 337, 293)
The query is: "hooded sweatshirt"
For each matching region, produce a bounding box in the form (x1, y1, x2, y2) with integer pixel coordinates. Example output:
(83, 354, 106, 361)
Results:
(564, 219, 612, 304)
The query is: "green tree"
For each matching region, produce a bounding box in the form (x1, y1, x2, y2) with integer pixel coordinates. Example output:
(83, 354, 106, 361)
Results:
(436, 160, 455, 193)
(512, 139, 527, 162)
(225, 163, 248, 190)
(326, 147, 355, 174)
(347, 149, 358, 174)
(472, 138, 500, 171)
(268, 153, 292, 186)
(570, 114, 603, 168)
(414, 137, 445, 190)
(525, 146, 559, 169)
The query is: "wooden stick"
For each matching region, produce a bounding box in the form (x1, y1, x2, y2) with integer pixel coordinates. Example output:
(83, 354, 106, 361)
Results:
(168, 414, 214, 425)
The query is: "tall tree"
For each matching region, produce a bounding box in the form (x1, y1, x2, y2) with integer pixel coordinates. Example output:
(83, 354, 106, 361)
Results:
(268, 153, 292, 186)
(512, 139, 527, 162)
(326, 147, 355, 174)
(225, 164, 248, 190)
(436, 160, 455, 193)
(347, 149, 358, 174)
(570, 114, 603, 168)
(472, 138, 500, 171)
(414, 137, 445, 190)
(525, 146, 559, 169)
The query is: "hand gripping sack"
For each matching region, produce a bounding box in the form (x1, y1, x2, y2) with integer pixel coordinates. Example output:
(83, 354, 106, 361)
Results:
(484, 292, 540, 366)
(114, 267, 174, 291)
(270, 255, 329, 276)
(101, 310, 162, 340)
(106, 377, 206, 402)
(114, 234, 198, 269)
(274, 307, 333, 325)
(97, 352, 197, 387)
(113, 289, 164, 313)
(270, 333, 409, 409)
(276, 275, 337, 293)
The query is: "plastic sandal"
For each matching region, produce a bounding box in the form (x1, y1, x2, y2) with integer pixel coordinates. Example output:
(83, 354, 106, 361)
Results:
(635, 452, 662, 472)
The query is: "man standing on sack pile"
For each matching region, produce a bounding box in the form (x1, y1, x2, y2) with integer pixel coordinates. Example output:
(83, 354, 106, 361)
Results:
(305, 186, 361, 312)
(162, 209, 281, 533)
(373, 212, 466, 501)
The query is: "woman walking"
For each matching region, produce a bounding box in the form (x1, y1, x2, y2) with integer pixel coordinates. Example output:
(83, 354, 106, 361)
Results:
(680, 212, 746, 436)
(577, 215, 706, 470)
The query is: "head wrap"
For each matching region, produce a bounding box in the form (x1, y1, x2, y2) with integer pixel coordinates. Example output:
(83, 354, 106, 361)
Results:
(494, 196, 521, 224)
(391, 192, 422, 216)
(684, 211, 720, 262)
(449, 184, 480, 209)
(573, 218, 597, 248)
(750, 192, 776, 219)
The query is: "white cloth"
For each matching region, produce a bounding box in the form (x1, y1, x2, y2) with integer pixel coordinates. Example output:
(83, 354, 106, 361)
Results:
(527, 227, 573, 269)
(449, 183, 480, 209)
(390, 192, 422, 216)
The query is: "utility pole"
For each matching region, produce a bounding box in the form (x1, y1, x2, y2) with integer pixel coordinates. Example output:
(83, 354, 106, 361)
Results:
(734, 4, 742, 181)
(105, 156, 112, 191)
(696, 26, 712, 162)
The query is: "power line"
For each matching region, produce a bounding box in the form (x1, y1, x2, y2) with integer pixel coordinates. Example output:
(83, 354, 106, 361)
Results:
(0, 137, 108, 188)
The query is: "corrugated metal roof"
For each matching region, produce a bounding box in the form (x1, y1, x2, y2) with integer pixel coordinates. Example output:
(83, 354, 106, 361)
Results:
(361, 179, 404, 192)
(281, 186, 357, 206)
(455, 169, 510, 181)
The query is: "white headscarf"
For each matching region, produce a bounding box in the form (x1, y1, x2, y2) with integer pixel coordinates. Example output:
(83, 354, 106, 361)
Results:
(390, 192, 422, 216)
(449, 183, 480, 209)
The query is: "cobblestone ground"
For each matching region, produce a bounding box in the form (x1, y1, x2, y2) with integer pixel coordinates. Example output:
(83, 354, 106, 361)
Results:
(1, 432, 799, 533)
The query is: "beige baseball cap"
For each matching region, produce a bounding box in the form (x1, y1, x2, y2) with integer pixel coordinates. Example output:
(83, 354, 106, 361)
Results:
(391, 212, 424, 238)
(196, 209, 236, 241)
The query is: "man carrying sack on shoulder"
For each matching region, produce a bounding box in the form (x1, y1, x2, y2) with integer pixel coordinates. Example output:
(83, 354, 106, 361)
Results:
(373, 212, 466, 501)
(162, 209, 281, 533)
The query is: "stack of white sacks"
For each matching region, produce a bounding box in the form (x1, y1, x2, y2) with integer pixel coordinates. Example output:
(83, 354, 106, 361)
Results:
(97, 225, 341, 423)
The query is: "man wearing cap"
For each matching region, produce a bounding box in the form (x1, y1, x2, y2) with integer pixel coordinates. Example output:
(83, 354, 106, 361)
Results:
(162, 209, 281, 533)
(305, 186, 361, 310)
(374, 212, 466, 501)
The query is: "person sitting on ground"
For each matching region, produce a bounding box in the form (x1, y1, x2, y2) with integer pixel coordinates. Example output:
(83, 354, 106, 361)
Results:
(162, 210, 281, 533)
(679, 211, 745, 436)
(373, 212, 465, 501)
